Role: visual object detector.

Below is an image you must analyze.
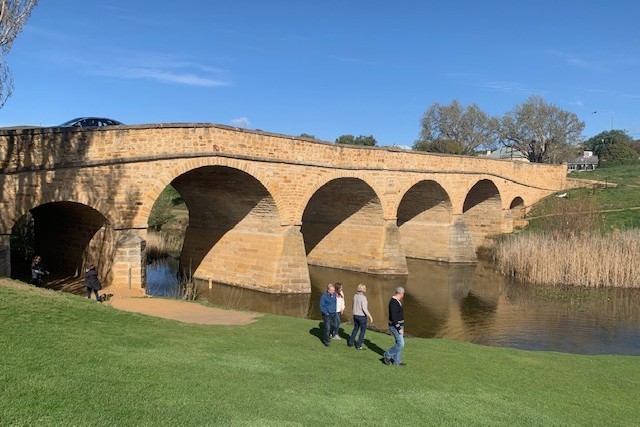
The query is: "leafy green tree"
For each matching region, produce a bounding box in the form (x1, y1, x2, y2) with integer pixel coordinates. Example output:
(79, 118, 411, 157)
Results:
(414, 100, 498, 155)
(499, 96, 584, 163)
(585, 130, 634, 158)
(600, 141, 639, 167)
(335, 134, 377, 146)
(299, 133, 317, 139)
(148, 186, 180, 230)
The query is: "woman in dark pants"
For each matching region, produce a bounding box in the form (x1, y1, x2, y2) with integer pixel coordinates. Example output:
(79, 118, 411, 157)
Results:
(84, 264, 102, 301)
(348, 284, 374, 350)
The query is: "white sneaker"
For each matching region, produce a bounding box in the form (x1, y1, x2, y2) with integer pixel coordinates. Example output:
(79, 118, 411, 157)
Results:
(332, 335, 341, 340)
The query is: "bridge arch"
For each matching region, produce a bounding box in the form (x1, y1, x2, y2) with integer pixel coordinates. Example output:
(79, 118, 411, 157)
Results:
(10, 201, 114, 285)
(462, 179, 503, 250)
(293, 172, 387, 225)
(396, 179, 454, 261)
(136, 157, 287, 228)
(300, 176, 406, 274)
(509, 196, 526, 219)
(164, 164, 300, 292)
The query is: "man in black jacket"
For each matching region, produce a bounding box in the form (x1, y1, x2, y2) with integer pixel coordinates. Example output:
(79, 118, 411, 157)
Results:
(383, 287, 406, 366)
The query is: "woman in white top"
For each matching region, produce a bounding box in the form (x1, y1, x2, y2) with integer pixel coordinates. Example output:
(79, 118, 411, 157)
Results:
(348, 284, 374, 350)
(331, 282, 345, 340)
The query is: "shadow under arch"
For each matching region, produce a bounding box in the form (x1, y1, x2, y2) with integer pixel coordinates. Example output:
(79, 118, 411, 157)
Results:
(10, 201, 113, 289)
(397, 180, 453, 261)
(509, 196, 525, 219)
(171, 165, 283, 289)
(462, 179, 502, 250)
(301, 177, 389, 272)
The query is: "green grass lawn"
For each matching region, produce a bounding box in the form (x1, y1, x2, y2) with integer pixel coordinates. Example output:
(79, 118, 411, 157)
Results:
(1, 280, 639, 426)
(526, 165, 640, 231)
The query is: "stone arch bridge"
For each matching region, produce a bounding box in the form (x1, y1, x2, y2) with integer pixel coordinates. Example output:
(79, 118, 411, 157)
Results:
(0, 124, 566, 294)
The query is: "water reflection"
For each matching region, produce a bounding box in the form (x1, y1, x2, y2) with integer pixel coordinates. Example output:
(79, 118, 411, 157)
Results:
(146, 258, 640, 355)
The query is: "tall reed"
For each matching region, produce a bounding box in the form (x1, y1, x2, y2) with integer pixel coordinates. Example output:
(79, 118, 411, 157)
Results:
(146, 231, 183, 260)
(495, 230, 640, 288)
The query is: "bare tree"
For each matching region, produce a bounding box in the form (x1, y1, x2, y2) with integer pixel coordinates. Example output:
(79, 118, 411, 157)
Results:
(414, 100, 498, 155)
(0, 0, 39, 108)
(499, 96, 585, 163)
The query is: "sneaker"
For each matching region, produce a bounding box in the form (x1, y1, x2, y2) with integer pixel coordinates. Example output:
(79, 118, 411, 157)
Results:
(383, 354, 391, 365)
(332, 335, 341, 340)
(355, 347, 366, 351)
(396, 362, 407, 367)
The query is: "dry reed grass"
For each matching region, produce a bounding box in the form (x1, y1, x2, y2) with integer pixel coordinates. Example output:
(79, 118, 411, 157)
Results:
(146, 231, 183, 260)
(496, 230, 640, 288)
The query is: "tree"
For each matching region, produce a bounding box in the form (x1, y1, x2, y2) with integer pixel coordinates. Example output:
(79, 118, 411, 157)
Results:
(499, 96, 585, 163)
(585, 129, 634, 158)
(413, 100, 498, 155)
(599, 141, 639, 167)
(299, 133, 317, 140)
(335, 134, 377, 146)
(0, 0, 39, 108)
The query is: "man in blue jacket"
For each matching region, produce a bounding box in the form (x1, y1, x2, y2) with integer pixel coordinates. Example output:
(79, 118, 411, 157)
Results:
(319, 283, 337, 347)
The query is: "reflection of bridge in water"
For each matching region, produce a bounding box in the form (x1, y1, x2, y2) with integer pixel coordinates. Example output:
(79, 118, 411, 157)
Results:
(1, 124, 566, 294)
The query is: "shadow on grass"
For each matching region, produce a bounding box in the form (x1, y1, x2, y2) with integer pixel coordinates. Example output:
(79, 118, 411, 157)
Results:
(309, 322, 325, 345)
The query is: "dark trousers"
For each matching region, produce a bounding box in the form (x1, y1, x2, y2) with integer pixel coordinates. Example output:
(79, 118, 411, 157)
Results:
(86, 287, 100, 301)
(348, 315, 368, 348)
(322, 314, 333, 345)
(331, 312, 341, 337)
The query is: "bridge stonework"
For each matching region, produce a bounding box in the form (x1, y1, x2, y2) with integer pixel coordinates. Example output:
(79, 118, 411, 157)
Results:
(0, 124, 566, 294)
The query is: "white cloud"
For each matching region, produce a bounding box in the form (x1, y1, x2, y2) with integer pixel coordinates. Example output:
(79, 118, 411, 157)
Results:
(569, 99, 584, 107)
(45, 49, 231, 87)
(231, 117, 250, 128)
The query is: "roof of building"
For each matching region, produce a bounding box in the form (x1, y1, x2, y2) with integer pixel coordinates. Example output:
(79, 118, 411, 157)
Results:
(568, 153, 599, 165)
(486, 146, 529, 161)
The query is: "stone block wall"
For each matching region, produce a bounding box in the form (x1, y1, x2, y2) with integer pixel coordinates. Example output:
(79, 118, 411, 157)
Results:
(0, 124, 568, 293)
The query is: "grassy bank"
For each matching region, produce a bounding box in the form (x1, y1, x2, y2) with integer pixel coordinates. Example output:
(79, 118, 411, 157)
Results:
(1, 280, 639, 425)
(528, 164, 640, 231)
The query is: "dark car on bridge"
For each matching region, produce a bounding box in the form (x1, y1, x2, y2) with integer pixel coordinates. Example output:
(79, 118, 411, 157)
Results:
(58, 117, 124, 128)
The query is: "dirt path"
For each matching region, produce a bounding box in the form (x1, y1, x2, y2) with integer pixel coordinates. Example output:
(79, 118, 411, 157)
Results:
(0, 279, 261, 325)
(108, 297, 262, 325)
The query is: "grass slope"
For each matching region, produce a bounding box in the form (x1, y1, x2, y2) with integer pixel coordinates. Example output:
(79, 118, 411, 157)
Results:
(528, 165, 640, 231)
(1, 281, 639, 426)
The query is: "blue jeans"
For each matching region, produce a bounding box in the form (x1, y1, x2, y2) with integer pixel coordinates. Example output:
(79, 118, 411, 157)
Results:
(348, 315, 367, 348)
(331, 312, 341, 337)
(87, 287, 100, 301)
(322, 314, 333, 345)
(385, 325, 404, 364)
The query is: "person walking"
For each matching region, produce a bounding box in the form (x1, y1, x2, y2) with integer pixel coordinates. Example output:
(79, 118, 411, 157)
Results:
(319, 283, 337, 347)
(331, 282, 345, 340)
(347, 284, 373, 350)
(30, 255, 47, 286)
(383, 287, 406, 366)
(84, 264, 102, 302)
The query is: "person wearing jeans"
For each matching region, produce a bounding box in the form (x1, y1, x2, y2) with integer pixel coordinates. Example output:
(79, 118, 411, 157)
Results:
(383, 287, 406, 366)
(331, 282, 345, 340)
(348, 284, 373, 350)
(319, 284, 337, 347)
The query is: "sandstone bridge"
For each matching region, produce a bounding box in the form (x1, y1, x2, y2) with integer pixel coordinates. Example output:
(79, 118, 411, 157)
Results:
(0, 124, 566, 294)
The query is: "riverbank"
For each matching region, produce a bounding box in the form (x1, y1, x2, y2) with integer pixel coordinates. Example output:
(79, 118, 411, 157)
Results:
(1, 279, 639, 425)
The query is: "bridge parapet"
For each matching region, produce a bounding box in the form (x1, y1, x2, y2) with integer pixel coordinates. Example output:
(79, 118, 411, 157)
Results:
(0, 124, 566, 192)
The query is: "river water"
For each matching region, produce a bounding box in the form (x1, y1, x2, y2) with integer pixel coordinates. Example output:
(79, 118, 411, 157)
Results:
(146, 258, 640, 355)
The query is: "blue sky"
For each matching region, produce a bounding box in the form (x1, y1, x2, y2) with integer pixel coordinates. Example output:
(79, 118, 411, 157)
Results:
(2, 1, 639, 146)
